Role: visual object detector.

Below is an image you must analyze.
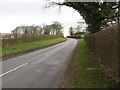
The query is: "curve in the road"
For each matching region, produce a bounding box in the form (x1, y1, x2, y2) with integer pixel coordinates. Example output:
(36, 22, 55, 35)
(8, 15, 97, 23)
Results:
(2, 38, 77, 88)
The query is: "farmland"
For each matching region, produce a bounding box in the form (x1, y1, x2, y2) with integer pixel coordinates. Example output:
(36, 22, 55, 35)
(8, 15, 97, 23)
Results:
(2, 37, 67, 57)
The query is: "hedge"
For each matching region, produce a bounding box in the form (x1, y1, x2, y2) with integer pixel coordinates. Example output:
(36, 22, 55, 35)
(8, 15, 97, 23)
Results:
(85, 25, 119, 83)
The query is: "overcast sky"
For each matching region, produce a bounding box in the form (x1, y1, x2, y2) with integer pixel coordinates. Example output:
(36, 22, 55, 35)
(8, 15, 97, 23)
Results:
(0, 0, 87, 36)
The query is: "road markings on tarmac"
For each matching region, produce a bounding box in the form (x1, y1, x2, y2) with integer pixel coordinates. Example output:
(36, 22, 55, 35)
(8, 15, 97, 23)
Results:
(0, 63, 28, 77)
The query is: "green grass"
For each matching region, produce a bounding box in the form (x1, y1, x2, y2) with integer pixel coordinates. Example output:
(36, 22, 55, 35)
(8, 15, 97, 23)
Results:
(2, 38, 67, 56)
(73, 39, 110, 88)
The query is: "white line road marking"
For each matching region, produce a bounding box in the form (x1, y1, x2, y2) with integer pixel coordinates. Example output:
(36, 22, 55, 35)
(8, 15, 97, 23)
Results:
(0, 63, 28, 77)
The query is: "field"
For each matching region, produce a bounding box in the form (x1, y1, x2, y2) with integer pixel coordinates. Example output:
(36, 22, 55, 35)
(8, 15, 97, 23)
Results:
(2, 34, 63, 48)
(2, 38, 67, 57)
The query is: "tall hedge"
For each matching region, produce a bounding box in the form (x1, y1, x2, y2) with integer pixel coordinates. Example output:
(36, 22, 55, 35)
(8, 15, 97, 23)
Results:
(85, 25, 119, 82)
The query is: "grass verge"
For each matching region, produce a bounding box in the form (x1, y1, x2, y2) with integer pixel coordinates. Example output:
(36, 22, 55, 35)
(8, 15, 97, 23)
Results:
(73, 39, 110, 88)
(2, 38, 67, 57)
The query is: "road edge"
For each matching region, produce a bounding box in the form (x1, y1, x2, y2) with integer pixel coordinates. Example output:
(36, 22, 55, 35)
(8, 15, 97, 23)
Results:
(55, 39, 79, 88)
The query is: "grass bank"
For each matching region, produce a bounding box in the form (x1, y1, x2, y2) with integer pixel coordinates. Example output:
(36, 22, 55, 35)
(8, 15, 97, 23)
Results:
(2, 38, 67, 57)
(73, 39, 110, 88)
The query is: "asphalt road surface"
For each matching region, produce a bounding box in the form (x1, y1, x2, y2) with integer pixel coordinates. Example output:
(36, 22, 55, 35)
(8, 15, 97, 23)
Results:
(2, 38, 77, 88)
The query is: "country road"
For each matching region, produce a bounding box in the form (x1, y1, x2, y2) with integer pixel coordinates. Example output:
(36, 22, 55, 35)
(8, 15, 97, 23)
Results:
(2, 38, 77, 88)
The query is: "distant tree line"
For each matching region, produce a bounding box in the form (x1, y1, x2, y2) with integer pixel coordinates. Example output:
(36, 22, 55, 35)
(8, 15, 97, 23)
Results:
(2, 21, 64, 47)
(68, 26, 85, 39)
(11, 21, 63, 38)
